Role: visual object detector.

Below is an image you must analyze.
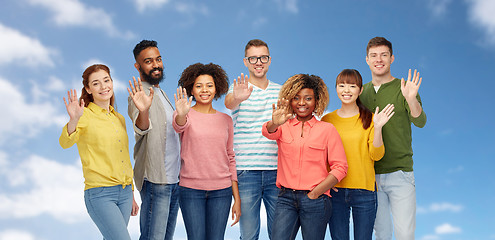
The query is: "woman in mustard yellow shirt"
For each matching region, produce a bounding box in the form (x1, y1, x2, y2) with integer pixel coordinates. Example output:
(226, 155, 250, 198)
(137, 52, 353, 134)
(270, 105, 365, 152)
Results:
(321, 69, 394, 240)
(60, 64, 151, 240)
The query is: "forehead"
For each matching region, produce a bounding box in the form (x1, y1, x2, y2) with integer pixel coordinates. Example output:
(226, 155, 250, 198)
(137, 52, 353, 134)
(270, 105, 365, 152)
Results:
(194, 74, 214, 84)
(245, 46, 269, 57)
(368, 45, 391, 55)
(137, 47, 161, 61)
(89, 70, 109, 81)
(296, 88, 314, 96)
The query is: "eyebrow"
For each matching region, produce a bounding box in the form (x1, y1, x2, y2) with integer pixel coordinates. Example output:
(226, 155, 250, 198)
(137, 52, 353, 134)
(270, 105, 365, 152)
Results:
(143, 56, 162, 61)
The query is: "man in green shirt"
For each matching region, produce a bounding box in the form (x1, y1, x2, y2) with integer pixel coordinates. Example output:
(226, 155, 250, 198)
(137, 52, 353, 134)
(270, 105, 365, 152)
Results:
(360, 37, 426, 240)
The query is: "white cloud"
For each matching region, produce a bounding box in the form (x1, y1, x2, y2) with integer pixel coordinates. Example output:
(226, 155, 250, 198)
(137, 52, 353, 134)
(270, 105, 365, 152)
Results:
(417, 202, 463, 214)
(420, 234, 440, 240)
(0, 77, 66, 145)
(427, 0, 452, 18)
(27, 0, 134, 39)
(0, 153, 86, 223)
(466, 0, 495, 45)
(435, 223, 462, 234)
(430, 202, 463, 212)
(0, 23, 57, 67)
(274, 0, 299, 14)
(133, 0, 171, 13)
(47, 76, 66, 92)
(174, 2, 209, 16)
(0, 230, 35, 240)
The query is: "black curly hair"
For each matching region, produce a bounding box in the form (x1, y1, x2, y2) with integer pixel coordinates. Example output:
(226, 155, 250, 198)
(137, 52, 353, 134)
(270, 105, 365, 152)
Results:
(178, 63, 229, 101)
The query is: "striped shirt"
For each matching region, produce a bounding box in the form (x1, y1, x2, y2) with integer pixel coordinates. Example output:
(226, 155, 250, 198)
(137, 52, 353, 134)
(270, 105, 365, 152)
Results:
(229, 80, 281, 170)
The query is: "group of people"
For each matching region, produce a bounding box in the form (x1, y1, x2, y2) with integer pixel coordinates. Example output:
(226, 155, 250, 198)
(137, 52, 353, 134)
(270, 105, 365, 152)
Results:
(59, 36, 426, 240)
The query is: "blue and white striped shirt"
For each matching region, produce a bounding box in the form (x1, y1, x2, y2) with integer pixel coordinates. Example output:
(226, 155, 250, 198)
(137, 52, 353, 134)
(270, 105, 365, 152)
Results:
(229, 81, 281, 170)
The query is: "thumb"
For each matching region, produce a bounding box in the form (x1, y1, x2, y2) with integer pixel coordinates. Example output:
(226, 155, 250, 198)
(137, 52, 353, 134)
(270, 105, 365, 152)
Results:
(375, 106, 379, 115)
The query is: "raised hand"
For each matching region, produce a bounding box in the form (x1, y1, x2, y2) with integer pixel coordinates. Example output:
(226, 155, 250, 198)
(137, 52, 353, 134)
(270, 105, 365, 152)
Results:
(373, 104, 395, 129)
(271, 98, 292, 126)
(401, 69, 422, 101)
(128, 77, 154, 113)
(63, 89, 84, 120)
(233, 73, 253, 102)
(174, 86, 193, 117)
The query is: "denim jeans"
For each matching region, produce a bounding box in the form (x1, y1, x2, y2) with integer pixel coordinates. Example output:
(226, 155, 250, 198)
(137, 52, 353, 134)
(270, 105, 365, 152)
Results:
(84, 184, 133, 240)
(271, 187, 331, 240)
(179, 186, 233, 240)
(237, 170, 278, 240)
(139, 180, 179, 240)
(328, 188, 377, 240)
(374, 171, 416, 240)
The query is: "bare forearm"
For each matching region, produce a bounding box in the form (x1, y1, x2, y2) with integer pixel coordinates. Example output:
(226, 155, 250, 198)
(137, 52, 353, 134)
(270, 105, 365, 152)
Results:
(308, 174, 338, 198)
(225, 93, 243, 110)
(135, 109, 150, 130)
(175, 114, 187, 126)
(406, 97, 422, 118)
(373, 126, 384, 148)
(66, 117, 80, 135)
(266, 121, 281, 133)
(232, 181, 240, 202)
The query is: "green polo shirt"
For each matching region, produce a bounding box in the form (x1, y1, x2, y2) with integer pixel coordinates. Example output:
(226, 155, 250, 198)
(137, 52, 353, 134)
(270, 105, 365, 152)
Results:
(360, 78, 426, 174)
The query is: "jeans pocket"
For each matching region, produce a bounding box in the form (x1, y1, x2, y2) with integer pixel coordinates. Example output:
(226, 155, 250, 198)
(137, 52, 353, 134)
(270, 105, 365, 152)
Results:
(400, 171, 415, 186)
(237, 170, 247, 178)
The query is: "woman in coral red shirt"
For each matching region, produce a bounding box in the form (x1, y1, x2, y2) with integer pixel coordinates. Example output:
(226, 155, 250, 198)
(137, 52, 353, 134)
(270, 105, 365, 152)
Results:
(262, 74, 348, 240)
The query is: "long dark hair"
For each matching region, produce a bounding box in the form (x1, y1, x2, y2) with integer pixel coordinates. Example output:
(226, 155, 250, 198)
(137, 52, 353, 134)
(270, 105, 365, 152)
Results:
(80, 64, 115, 108)
(336, 69, 372, 129)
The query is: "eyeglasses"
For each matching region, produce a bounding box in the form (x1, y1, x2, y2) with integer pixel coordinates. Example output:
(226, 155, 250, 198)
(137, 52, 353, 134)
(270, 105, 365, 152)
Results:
(244, 55, 270, 64)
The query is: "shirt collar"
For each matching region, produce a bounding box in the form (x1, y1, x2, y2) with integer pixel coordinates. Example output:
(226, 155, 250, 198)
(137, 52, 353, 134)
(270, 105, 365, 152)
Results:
(289, 115, 317, 127)
(88, 102, 115, 114)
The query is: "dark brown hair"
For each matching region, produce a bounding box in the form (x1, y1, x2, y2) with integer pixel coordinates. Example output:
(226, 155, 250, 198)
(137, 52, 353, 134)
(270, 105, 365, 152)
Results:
(178, 63, 229, 101)
(244, 39, 269, 56)
(366, 37, 393, 56)
(336, 69, 372, 129)
(80, 64, 115, 108)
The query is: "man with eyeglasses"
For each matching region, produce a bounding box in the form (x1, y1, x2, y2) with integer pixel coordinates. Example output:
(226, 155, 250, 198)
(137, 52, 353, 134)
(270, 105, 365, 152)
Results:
(225, 39, 281, 240)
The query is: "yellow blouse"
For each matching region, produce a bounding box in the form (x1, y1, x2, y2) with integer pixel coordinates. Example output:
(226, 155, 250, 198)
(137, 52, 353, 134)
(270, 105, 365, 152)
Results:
(59, 102, 133, 190)
(321, 111, 384, 191)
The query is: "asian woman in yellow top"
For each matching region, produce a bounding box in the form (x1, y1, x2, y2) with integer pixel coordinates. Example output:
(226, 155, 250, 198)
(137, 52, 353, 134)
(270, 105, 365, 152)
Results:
(59, 64, 150, 240)
(321, 69, 394, 240)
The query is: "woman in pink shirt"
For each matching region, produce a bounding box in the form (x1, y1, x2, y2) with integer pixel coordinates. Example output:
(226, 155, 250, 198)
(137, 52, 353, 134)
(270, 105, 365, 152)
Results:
(172, 63, 241, 240)
(262, 74, 348, 240)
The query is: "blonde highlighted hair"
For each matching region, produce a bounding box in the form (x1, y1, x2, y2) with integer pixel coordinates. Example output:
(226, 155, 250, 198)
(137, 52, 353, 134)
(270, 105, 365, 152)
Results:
(279, 74, 329, 117)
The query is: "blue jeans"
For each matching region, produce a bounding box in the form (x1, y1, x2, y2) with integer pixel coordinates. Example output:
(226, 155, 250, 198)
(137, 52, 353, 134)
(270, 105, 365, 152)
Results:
(139, 180, 179, 240)
(237, 170, 278, 240)
(84, 184, 133, 240)
(271, 187, 331, 240)
(374, 171, 416, 240)
(179, 186, 233, 240)
(328, 188, 377, 240)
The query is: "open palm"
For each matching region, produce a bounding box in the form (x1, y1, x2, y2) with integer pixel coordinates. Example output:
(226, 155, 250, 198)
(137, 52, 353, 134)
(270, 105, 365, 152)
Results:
(233, 73, 253, 102)
(373, 104, 395, 129)
(401, 69, 422, 101)
(63, 89, 84, 120)
(272, 98, 292, 126)
(174, 86, 192, 116)
(128, 77, 154, 112)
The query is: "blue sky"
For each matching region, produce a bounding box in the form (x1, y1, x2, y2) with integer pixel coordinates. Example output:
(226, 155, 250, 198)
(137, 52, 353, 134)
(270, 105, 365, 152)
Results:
(0, 0, 494, 239)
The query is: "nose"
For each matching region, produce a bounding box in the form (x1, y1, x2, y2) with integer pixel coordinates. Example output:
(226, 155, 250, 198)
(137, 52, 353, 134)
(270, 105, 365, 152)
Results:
(151, 60, 159, 68)
(298, 98, 305, 105)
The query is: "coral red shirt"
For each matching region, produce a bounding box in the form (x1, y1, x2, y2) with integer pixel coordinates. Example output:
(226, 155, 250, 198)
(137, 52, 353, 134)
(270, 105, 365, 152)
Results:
(262, 116, 347, 196)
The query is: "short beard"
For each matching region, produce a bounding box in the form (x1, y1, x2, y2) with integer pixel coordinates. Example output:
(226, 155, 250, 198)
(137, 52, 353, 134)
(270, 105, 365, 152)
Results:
(140, 67, 164, 85)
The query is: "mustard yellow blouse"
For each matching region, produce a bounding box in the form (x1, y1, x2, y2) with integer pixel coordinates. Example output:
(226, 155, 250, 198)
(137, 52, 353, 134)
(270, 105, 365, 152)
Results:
(321, 111, 384, 191)
(59, 102, 133, 190)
